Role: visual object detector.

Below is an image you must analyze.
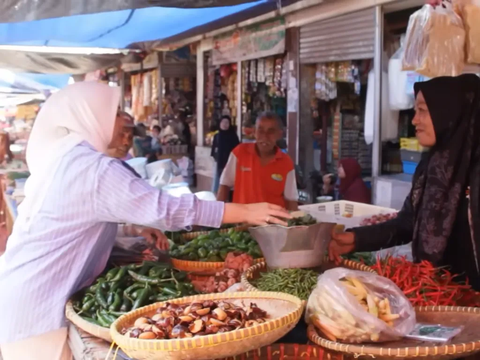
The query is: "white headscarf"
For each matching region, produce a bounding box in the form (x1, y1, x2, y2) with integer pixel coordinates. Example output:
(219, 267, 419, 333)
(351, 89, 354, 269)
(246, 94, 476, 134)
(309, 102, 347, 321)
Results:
(19, 81, 121, 230)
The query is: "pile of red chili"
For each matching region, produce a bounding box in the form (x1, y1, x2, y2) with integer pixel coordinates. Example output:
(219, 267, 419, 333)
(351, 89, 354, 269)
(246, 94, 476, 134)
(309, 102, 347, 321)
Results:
(371, 256, 480, 307)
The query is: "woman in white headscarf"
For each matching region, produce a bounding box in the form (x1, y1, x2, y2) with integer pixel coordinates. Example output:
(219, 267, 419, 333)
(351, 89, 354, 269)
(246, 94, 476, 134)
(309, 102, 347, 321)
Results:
(0, 82, 289, 360)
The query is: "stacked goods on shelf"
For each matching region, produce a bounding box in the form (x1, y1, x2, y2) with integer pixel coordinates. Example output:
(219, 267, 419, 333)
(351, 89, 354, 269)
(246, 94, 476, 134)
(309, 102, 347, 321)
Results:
(399, 137, 425, 175)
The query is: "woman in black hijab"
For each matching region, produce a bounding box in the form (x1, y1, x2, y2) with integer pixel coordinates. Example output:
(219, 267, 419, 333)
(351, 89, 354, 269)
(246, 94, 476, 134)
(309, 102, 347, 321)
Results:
(211, 115, 240, 193)
(329, 74, 480, 290)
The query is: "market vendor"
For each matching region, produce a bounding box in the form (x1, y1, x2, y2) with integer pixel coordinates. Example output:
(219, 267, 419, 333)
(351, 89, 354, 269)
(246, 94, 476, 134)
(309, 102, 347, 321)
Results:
(329, 74, 480, 290)
(106, 110, 134, 161)
(217, 112, 298, 211)
(0, 82, 290, 360)
(106, 111, 168, 249)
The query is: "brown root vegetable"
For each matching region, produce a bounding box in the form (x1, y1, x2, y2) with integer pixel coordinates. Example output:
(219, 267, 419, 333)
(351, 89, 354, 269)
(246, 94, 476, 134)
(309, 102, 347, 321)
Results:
(139, 331, 157, 340)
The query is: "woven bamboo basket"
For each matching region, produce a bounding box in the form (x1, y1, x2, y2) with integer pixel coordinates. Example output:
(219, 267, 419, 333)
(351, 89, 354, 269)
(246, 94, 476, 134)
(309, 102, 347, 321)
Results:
(307, 306, 480, 360)
(219, 343, 344, 360)
(110, 291, 304, 360)
(178, 224, 250, 241)
(172, 257, 264, 275)
(241, 259, 375, 294)
(65, 300, 112, 342)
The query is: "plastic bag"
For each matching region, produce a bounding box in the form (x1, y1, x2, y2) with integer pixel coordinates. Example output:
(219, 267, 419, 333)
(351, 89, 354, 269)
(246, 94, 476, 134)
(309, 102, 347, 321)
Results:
(388, 37, 415, 110)
(305, 268, 416, 343)
(455, 0, 480, 64)
(402, 4, 466, 78)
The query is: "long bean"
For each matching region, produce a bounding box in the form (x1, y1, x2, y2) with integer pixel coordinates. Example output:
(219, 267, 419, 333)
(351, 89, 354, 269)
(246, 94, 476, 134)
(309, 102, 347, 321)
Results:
(253, 269, 318, 300)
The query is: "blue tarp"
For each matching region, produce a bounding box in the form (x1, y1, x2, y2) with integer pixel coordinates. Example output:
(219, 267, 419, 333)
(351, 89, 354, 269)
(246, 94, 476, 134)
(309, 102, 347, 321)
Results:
(0, 1, 265, 48)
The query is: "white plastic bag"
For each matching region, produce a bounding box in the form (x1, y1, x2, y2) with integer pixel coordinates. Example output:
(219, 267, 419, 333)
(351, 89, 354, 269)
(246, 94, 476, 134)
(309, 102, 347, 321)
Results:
(305, 268, 416, 343)
(364, 69, 399, 145)
(388, 37, 415, 110)
(402, 4, 466, 77)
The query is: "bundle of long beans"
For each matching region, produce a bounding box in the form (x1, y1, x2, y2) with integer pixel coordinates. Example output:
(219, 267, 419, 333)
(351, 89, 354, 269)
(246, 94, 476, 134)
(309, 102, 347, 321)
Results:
(252, 269, 318, 300)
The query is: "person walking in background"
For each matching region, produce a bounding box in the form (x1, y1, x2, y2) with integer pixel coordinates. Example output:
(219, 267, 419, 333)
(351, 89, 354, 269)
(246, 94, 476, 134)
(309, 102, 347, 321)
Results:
(151, 125, 161, 152)
(217, 112, 298, 211)
(211, 115, 240, 194)
(133, 123, 153, 157)
(337, 158, 370, 204)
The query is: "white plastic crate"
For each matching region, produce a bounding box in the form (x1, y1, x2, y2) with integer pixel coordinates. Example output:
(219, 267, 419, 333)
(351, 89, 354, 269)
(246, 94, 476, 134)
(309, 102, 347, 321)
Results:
(299, 200, 397, 229)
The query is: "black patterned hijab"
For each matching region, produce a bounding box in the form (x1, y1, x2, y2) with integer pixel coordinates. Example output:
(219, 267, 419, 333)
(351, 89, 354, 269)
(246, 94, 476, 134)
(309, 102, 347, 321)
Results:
(411, 74, 480, 271)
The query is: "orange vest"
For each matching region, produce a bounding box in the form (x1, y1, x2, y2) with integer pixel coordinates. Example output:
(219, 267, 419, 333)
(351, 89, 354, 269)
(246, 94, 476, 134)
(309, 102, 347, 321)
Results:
(232, 143, 294, 207)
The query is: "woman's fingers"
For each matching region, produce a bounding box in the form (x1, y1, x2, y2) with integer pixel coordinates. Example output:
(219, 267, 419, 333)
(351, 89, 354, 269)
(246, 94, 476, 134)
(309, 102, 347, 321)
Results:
(266, 215, 288, 227)
(268, 208, 292, 220)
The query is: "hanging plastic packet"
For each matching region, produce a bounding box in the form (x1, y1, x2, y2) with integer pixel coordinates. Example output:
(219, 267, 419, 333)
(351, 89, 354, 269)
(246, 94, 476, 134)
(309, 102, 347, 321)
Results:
(455, 0, 480, 64)
(407, 324, 463, 343)
(402, 2, 466, 77)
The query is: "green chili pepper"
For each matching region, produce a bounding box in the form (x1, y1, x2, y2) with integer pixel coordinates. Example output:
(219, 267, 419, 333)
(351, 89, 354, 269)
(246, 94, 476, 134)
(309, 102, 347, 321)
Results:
(132, 287, 150, 310)
(108, 311, 127, 317)
(82, 293, 94, 304)
(81, 298, 96, 313)
(120, 297, 132, 312)
(162, 287, 179, 296)
(108, 292, 122, 311)
(96, 310, 111, 327)
(175, 282, 186, 295)
(107, 291, 115, 306)
(128, 270, 162, 285)
(105, 268, 120, 281)
(110, 267, 126, 283)
(100, 309, 117, 324)
(124, 282, 144, 295)
(95, 284, 108, 309)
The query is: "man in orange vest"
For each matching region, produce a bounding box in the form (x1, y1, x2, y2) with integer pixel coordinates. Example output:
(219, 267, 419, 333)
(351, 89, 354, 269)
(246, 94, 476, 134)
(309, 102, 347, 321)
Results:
(217, 112, 298, 210)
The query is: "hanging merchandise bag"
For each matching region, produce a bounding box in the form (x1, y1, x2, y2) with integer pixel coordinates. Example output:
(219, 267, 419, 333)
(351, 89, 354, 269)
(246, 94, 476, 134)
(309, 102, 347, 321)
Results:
(455, 0, 480, 64)
(388, 36, 415, 110)
(402, 3, 466, 78)
(305, 268, 416, 343)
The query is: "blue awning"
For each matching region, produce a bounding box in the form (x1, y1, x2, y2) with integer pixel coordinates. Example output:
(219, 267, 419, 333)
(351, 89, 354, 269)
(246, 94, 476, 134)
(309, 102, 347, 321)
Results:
(0, 2, 265, 48)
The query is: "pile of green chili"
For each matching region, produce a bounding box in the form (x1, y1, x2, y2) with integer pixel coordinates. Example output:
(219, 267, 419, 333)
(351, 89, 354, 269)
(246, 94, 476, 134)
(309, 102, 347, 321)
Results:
(252, 268, 318, 300)
(72, 261, 196, 328)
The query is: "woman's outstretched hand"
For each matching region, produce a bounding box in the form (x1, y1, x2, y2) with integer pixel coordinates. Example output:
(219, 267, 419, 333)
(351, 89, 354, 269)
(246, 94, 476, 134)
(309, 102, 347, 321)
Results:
(328, 228, 355, 265)
(223, 203, 291, 226)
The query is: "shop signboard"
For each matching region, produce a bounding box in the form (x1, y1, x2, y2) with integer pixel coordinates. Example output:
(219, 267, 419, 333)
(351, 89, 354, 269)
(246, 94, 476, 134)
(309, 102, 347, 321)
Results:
(212, 18, 285, 66)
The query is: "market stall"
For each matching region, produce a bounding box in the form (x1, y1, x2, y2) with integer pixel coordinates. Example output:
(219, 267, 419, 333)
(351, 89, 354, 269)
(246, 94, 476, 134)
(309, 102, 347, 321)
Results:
(297, 8, 377, 203)
(59, 199, 480, 360)
(195, 17, 287, 191)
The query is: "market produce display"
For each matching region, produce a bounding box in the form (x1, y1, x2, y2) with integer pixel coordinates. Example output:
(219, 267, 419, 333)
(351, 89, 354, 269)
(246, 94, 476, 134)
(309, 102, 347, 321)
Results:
(169, 230, 262, 261)
(165, 224, 241, 245)
(306, 268, 415, 344)
(122, 300, 268, 339)
(309, 277, 400, 342)
(372, 256, 479, 307)
(252, 269, 318, 301)
(360, 212, 398, 226)
(193, 253, 254, 293)
(72, 262, 197, 328)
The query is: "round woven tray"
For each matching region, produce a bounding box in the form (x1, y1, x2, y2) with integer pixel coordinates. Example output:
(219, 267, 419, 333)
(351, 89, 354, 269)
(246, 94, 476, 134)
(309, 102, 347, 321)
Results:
(219, 343, 344, 360)
(307, 306, 480, 360)
(241, 259, 375, 293)
(110, 291, 304, 360)
(65, 300, 112, 342)
(172, 257, 264, 275)
(179, 224, 250, 241)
